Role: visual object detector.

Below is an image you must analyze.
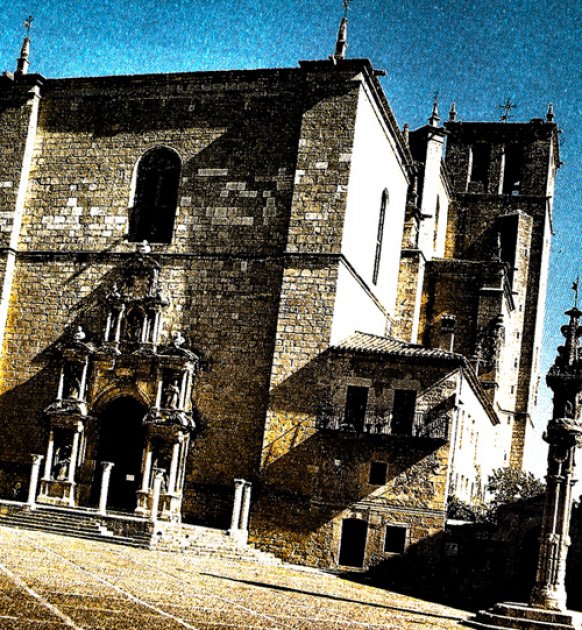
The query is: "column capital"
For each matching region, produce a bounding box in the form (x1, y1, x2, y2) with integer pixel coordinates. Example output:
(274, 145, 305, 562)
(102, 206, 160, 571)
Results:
(31, 453, 44, 464)
(101, 461, 115, 471)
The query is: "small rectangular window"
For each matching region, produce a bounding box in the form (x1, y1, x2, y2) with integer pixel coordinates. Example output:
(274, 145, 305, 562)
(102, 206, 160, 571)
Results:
(470, 143, 490, 185)
(368, 461, 388, 485)
(384, 525, 407, 554)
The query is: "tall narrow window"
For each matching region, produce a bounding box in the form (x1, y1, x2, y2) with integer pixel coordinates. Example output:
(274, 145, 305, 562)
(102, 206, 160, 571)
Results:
(469, 143, 490, 187)
(391, 389, 417, 435)
(372, 189, 388, 285)
(503, 144, 522, 195)
(129, 147, 181, 244)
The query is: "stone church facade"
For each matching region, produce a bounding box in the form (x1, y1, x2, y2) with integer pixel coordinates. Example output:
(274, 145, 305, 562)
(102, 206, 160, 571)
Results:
(0, 24, 559, 569)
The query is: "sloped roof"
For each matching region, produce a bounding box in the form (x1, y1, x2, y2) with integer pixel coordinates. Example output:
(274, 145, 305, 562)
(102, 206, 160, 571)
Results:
(332, 331, 499, 425)
(334, 331, 465, 362)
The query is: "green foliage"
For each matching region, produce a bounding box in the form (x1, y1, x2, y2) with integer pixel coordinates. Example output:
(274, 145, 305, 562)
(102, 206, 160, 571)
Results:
(486, 466, 545, 508)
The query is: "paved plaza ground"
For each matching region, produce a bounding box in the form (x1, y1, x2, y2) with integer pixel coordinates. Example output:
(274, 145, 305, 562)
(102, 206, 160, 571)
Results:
(0, 525, 469, 629)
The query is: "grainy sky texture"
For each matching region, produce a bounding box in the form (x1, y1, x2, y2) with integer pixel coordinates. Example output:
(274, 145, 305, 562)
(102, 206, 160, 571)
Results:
(0, 0, 580, 474)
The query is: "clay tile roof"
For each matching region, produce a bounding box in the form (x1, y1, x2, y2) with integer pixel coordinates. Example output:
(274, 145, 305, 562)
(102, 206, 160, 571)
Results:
(333, 331, 465, 361)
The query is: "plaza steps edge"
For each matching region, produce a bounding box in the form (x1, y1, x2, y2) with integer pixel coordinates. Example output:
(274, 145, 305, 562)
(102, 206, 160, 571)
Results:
(0, 502, 283, 565)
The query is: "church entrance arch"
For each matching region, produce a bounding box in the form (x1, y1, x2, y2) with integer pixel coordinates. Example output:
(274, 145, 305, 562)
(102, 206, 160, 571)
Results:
(92, 396, 146, 512)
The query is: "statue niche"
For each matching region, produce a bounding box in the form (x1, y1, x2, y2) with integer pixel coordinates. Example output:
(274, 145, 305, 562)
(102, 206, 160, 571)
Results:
(99, 243, 169, 354)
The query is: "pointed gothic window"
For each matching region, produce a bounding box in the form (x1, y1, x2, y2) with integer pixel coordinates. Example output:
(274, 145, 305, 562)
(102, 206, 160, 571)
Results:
(129, 147, 181, 244)
(373, 189, 389, 285)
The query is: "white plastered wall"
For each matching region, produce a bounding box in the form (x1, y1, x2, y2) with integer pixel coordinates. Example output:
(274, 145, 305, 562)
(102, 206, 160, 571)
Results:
(331, 81, 408, 342)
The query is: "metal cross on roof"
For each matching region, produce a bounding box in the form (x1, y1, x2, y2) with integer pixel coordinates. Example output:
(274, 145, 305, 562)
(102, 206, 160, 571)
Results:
(343, 0, 353, 18)
(23, 15, 34, 36)
(573, 276, 580, 309)
(498, 97, 517, 122)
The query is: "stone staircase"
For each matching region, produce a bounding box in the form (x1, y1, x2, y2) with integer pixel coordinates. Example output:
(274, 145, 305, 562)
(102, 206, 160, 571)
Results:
(0, 501, 282, 565)
(151, 521, 283, 565)
(0, 502, 152, 548)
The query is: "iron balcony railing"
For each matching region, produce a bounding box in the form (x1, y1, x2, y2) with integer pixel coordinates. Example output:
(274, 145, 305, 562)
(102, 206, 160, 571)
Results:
(315, 404, 449, 440)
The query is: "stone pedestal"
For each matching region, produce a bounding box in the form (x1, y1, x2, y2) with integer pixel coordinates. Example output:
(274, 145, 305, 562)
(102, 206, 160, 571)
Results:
(467, 602, 581, 629)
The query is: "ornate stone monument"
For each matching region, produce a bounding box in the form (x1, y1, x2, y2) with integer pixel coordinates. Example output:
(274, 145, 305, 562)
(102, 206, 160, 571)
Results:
(468, 290, 582, 629)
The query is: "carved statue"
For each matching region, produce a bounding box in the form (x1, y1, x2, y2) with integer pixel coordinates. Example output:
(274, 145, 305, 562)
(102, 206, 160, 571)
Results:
(163, 378, 181, 409)
(126, 310, 143, 343)
(68, 374, 82, 400)
(73, 326, 86, 343)
(106, 282, 121, 300)
(53, 444, 72, 481)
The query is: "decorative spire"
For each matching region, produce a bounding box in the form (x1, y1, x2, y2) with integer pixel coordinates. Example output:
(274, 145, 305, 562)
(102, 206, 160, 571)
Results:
(331, 0, 352, 62)
(546, 103, 555, 122)
(428, 91, 440, 127)
(448, 101, 457, 122)
(15, 15, 33, 76)
(553, 280, 582, 370)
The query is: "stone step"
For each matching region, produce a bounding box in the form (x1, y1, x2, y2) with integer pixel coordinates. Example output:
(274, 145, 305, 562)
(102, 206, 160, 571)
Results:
(0, 520, 149, 548)
(0, 511, 150, 540)
(0, 503, 283, 565)
(467, 609, 580, 629)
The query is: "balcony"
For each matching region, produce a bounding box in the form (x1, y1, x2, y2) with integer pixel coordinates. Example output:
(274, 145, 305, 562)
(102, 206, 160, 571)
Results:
(315, 404, 449, 441)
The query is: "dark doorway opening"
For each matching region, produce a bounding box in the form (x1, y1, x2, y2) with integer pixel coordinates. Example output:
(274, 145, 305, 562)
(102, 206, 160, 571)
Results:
(92, 397, 146, 512)
(338, 518, 368, 568)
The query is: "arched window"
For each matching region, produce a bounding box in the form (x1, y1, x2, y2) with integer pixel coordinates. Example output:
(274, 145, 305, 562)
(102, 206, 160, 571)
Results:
(129, 147, 181, 243)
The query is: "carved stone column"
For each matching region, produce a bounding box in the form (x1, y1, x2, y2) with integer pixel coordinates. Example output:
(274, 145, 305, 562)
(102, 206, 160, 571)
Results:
(98, 461, 115, 515)
(230, 479, 245, 534)
(530, 420, 582, 610)
(27, 454, 43, 507)
(468, 299, 582, 629)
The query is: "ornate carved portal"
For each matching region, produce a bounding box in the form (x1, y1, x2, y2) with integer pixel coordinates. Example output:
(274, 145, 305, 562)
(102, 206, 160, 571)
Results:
(36, 245, 201, 521)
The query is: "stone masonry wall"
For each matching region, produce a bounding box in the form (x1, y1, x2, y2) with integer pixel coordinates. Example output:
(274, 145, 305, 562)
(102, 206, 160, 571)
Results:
(0, 69, 318, 524)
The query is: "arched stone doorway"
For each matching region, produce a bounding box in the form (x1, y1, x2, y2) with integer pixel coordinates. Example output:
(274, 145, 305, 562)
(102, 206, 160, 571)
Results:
(92, 397, 146, 512)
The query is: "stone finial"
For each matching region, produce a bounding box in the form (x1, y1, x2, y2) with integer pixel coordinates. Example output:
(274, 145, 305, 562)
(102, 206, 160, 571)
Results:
(402, 123, 410, 146)
(172, 331, 186, 348)
(15, 15, 33, 76)
(428, 95, 440, 127)
(137, 240, 151, 254)
(73, 326, 86, 343)
(448, 101, 457, 122)
(331, 0, 351, 62)
(546, 103, 555, 122)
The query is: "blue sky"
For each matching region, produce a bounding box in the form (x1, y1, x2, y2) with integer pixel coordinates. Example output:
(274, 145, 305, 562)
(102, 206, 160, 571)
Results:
(0, 0, 580, 473)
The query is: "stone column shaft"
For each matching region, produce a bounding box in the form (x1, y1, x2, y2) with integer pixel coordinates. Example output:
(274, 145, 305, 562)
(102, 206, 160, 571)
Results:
(150, 469, 165, 522)
(43, 431, 55, 480)
(230, 479, 245, 532)
(27, 454, 43, 506)
(141, 442, 153, 492)
(68, 431, 80, 485)
(167, 441, 180, 495)
(98, 462, 115, 515)
(240, 482, 252, 531)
